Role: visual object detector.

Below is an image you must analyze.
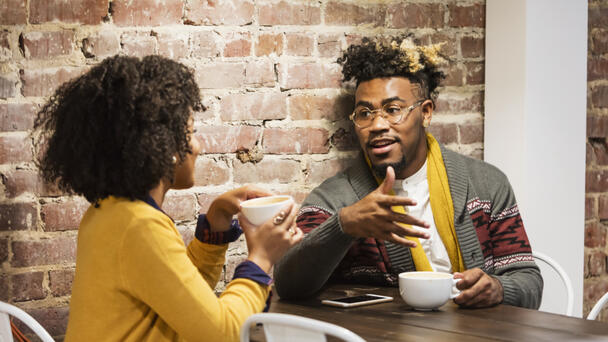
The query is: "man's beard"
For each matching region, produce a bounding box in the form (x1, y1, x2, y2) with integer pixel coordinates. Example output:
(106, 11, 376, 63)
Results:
(371, 155, 407, 179)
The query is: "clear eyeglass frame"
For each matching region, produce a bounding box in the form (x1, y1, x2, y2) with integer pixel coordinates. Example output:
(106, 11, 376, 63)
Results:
(349, 100, 425, 128)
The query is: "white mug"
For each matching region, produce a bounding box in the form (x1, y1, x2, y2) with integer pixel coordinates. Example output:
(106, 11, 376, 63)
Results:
(240, 195, 293, 226)
(398, 271, 461, 310)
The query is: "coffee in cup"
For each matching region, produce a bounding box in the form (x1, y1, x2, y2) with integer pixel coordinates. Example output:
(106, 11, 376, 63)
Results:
(398, 271, 461, 310)
(240, 195, 293, 226)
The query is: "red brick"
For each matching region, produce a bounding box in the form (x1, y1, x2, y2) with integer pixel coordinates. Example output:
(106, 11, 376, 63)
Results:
(234, 158, 301, 184)
(586, 169, 608, 193)
(20, 67, 86, 97)
(259, 1, 321, 25)
(0, 103, 37, 132)
(591, 86, 608, 109)
(429, 122, 458, 145)
(588, 142, 597, 166)
(12, 272, 46, 302)
(222, 32, 252, 57)
(289, 94, 351, 121)
(589, 6, 608, 29)
(162, 193, 197, 221)
(121, 32, 156, 58)
(465, 61, 484, 85)
(28, 306, 69, 337)
(82, 31, 120, 59)
(591, 29, 608, 55)
(388, 3, 444, 29)
(256, 33, 284, 56)
(244, 60, 275, 87)
(435, 92, 483, 114)
(459, 120, 483, 144)
(461, 36, 485, 58)
(588, 115, 608, 138)
(194, 157, 230, 186)
(0, 202, 38, 231)
(325, 1, 386, 26)
(111, 0, 182, 26)
(3, 169, 46, 198)
(585, 221, 606, 248)
(49, 269, 75, 297)
(0, 75, 18, 99)
(197, 192, 222, 213)
(156, 32, 189, 59)
(589, 250, 608, 277)
(584, 280, 608, 309)
(588, 58, 608, 82)
(191, 31, 221, 58)
(448, 3, 485, 28)
(330, 127, 358, 151)
(318, 34, 343, 58)
(286, 33, 314, 56)
(195, 63, 245, 89)
(263, 128, 329, 154)
(21, 31, 74, 59)
(196, 125, 261, 153)
(441, 63, 465, 87)
(30, 0, 108, 25)
(588, 195, 598, 220)
(220, 93, 287, 121)
(41, 198, 89, 232)
(590, 140, 608, 166)
(0, 237, 8, 263)
(306, 158, 352, 185)
(185, 0, 254, 26)
(0, 275, 7, 301)
(599, 195, 608, 220)
(0, 135, 32, 164)
(11, 236, 77, 267)
(279, 63, 341, 89)
(0, 0, 27, 25)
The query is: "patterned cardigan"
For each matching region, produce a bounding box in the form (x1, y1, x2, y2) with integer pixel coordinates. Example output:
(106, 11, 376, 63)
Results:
(274, 145, 543, 309)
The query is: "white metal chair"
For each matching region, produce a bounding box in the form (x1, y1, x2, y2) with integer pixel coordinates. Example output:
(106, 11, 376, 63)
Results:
(533, 250, 574, 316)
(240, 313, 366, 342)
(587, 292, 608, 320)
(0, 301, 54, 342)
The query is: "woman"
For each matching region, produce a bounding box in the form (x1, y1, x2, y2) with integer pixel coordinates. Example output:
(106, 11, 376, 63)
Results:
(33, 55, 303, 341)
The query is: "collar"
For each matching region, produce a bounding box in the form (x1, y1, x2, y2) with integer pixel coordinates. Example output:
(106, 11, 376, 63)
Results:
(393, 160, 428, 191)
(143, 195, 174, 222)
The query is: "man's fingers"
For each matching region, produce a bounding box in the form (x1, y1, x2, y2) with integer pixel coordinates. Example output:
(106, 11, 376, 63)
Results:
(389, 222, 430, 239)
(377, 194, 418, 207)
(387, 211, 430, 229)
(378, 166, 395, 194)
(386, 232, 417, 248)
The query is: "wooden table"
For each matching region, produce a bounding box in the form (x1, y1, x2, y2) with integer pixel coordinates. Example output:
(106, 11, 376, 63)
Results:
(264, 284, 608, 341)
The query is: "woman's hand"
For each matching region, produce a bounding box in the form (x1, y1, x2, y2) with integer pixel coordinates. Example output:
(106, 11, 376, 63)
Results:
(239, 202, 304, 274)
(206, 185, 273, 232)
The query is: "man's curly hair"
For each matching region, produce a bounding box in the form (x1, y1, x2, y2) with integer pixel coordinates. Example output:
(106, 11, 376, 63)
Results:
(337, 35, 445, 100)
(33, 55, 202, 204)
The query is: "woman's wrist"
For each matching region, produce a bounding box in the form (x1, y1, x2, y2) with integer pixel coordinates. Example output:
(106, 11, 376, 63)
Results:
(246, 255, 272, 274)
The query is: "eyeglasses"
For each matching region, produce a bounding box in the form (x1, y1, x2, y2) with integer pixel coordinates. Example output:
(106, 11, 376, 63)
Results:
(349, 100, 425, 128)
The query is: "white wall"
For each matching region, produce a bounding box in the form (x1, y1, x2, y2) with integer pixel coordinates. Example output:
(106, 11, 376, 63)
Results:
(485, 0, 587, 316)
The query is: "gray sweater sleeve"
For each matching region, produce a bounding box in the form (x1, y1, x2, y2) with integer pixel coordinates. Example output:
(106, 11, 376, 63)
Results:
(273, 173, 359, 299)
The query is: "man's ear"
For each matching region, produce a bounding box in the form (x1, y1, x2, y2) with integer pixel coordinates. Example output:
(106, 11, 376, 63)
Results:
(421, 99, 434, 127)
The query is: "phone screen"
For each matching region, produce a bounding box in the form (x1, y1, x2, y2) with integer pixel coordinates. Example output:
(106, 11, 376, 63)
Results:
(328, 295, 384, 303)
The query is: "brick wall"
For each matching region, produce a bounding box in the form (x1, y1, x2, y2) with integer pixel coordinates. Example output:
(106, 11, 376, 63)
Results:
(0, 0, 485, 339)
(585, 0, 608, 321)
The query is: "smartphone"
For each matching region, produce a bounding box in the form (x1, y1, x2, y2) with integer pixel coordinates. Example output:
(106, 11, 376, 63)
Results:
(321, 294, 393, 308)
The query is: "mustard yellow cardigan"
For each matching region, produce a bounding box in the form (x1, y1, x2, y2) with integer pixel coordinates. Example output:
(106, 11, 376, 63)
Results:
(65, 196, 270, 341)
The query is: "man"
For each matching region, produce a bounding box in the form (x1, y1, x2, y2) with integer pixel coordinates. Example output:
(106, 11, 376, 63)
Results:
(274, 36, 542, 309)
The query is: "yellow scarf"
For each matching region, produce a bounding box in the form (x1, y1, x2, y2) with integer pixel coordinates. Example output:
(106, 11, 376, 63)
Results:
(367, 133, 464, 272)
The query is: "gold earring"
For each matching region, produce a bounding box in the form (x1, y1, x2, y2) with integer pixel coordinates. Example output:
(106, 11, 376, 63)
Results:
(422, 121, 429, 128)
(172, 156, 177, 164)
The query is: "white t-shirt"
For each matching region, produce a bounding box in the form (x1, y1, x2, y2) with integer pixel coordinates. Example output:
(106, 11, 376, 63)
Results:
(392, 161, 452, 273)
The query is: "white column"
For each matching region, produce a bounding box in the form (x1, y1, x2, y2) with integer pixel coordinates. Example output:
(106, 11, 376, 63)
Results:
(485, 0, 587, 316)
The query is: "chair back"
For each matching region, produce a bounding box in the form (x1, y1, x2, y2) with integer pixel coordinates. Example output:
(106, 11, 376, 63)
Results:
(587, 292, 608, 320)
(0, 301, 54, 342)
(240, 313, 366, 342)
(533, 251, 574, 316)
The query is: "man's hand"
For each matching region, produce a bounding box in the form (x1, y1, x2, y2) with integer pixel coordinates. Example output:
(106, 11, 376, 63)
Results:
(453, 268, 504, 308)
(338, 166, 430, 247)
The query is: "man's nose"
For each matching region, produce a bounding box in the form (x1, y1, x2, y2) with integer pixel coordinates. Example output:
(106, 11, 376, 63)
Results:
(367, 112, 390, 131)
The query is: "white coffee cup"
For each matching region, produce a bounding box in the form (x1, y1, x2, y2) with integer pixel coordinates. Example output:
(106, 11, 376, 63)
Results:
(398, 271, 461, 310)
(240, 195, 294, 226)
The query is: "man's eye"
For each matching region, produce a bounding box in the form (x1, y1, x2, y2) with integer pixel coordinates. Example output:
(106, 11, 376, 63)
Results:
(385, 106, 402, 115)
(357, 110, 372, 118)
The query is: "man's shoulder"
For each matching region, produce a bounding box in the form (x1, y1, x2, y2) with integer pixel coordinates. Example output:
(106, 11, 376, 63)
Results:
(442, 147, 509, 183)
